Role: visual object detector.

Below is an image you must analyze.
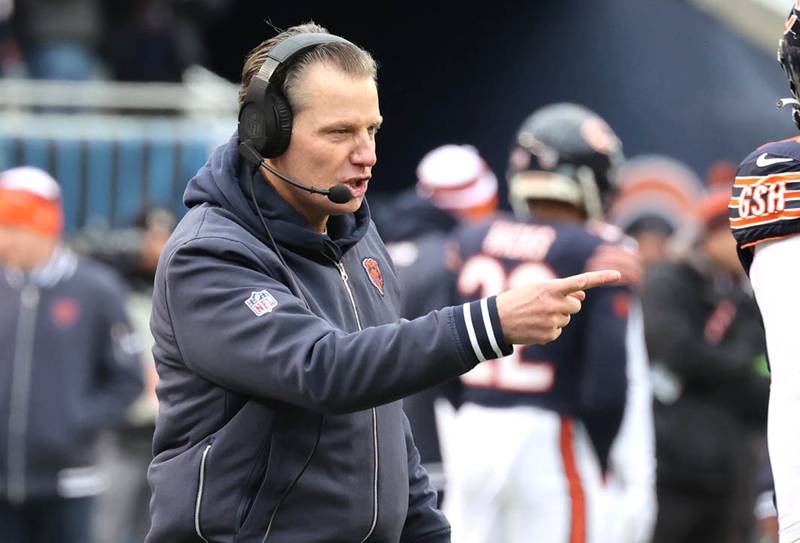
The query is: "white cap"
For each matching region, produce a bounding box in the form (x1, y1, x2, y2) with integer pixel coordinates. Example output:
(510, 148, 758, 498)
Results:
(416, 144, 498, 211)
(0, 166, 62, 201)
(0, 166, 64, 237)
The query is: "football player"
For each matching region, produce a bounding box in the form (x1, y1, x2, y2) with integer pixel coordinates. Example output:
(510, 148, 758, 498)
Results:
(729, 5, 800, 541)
(444, 103, 654, 543)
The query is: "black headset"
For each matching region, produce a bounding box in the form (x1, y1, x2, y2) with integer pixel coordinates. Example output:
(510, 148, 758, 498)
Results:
(238, 33, 353, 158)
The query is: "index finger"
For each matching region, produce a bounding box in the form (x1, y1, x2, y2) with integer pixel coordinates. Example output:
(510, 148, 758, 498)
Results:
(553, 270, 622, 295)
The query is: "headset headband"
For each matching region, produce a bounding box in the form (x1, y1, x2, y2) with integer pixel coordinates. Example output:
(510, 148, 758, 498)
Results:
(253, 33, 353, 89)
(239, 32, 355, 158)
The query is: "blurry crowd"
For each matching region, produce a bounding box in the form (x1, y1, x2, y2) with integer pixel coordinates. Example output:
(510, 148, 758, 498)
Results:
(0, 0, 230, 82)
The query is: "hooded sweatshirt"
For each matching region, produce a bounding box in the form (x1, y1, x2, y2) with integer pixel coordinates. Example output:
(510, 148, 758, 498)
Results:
(145, 135, 512, 543)
(0, 246, 144, 503)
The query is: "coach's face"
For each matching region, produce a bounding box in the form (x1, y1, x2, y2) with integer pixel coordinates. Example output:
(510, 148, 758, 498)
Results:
(266, 62, 381, 231)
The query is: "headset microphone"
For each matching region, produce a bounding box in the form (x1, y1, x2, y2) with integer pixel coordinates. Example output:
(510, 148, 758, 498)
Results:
(239, 142, 353, 204)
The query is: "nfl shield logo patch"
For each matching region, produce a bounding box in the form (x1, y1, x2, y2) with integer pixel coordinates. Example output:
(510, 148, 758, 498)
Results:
(245, 289, 278, 316)
(362, 257, 384, 295)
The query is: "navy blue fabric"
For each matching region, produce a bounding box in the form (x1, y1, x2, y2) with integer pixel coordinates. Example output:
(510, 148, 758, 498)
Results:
(0, 257, 144, 501)
(147, 135, 510, 542)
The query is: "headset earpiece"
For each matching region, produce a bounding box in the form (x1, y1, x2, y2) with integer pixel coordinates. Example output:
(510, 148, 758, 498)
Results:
(263, 92, 293, 158)
(238, 94, 293, 158)
(238, 33, 352, 159)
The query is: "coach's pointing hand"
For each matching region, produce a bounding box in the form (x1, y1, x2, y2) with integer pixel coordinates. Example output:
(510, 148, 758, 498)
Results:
(497, 269, 621, 345)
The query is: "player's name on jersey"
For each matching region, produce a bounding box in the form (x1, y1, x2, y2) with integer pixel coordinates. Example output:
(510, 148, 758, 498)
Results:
(482, 220, 557, 261)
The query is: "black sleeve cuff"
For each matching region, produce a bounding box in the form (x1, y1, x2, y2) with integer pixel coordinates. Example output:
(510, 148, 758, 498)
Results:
(452, 295, 514, 365)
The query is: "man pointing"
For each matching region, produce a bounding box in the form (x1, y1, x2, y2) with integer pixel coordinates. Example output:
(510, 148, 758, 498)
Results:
(145, 22, 620, 543)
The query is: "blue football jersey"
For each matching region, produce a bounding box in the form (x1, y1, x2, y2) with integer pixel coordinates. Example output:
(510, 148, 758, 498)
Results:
(452, 213, 631, 419)
(731, 136, 800, 272)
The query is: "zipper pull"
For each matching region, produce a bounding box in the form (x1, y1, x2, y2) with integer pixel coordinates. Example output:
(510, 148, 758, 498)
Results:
(21, 284, 38, 306)
(336, 261, 348, 281)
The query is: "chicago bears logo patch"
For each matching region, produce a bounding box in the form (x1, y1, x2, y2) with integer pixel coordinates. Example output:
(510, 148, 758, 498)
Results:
(362, 257, 384, 295)
(50, 297, 80, 328)
(245, 289, 278, 316)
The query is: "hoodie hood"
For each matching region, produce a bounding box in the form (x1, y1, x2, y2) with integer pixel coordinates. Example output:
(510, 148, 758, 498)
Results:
(184, 133, 371, 262)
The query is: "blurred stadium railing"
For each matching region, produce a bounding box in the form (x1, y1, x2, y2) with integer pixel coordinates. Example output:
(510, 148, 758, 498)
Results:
(0, 66, 238, 232)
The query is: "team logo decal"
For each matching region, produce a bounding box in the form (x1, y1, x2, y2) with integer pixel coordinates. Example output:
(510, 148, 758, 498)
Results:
(245, 289, 279, 316)
(581, 116, 620, 156)
(50, 297, 80, 328)
(362, 257, 384, 295)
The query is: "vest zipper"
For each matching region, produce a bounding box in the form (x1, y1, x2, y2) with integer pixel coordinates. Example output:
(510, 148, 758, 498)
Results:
(7, 284, 39, 504)
(334, 260, 379, 543)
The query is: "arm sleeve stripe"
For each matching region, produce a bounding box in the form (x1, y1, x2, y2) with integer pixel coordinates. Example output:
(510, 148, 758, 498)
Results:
(462, 302, 487, 363)
(480, 297, 505, 359)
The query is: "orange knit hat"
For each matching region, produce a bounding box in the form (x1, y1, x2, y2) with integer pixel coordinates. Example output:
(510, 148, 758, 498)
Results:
(0, 167, 64, 238)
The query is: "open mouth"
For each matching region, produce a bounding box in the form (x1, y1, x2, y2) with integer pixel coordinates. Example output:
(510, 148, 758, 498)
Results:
(346, 178, 368, 188)
(343, 177, 370, 196)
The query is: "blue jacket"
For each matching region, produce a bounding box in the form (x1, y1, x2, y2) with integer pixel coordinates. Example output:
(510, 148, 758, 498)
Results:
(146, 135, 512, 543)
(0, 247, 144, 503)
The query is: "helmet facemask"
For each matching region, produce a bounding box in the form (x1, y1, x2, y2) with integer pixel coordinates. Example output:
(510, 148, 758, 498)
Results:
(778, 13, 800, 130)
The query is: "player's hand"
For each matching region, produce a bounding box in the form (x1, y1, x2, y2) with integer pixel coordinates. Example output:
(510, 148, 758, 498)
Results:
(496, 270, 621, 345)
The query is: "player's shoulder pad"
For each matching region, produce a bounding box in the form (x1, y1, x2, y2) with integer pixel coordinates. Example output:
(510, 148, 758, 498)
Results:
(740, 136, 800, 177)
(731, 137, 800, 242)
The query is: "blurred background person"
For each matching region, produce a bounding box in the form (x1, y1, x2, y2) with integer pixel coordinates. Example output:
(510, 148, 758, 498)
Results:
(608, 154, 705, 271)
(443, 103, 637, 543)
(0, 0, 24, 77)
(12, 0, 104, 81)
(375, 143, 499, 245)
(0, 166, 143, 543)
(102, 0, 230, 83)
(73, 207, 176, 543)
(507, 102, 656, 543)
(643, 186, 770, 543)
(375, 143, 500, 502)
(599, 159, 669, 542)
(754, 444, 779, 543)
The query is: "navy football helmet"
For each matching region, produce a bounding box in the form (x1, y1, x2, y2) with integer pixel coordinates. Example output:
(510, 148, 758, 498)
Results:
(778, 4, 800, 129)
(507, 103, 623, 220)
